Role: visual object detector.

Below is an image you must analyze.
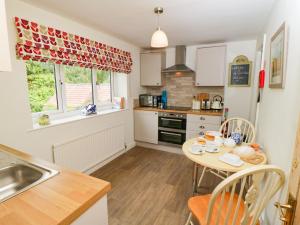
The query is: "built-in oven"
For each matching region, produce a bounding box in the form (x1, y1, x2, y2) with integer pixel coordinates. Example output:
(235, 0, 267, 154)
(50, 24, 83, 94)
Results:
(158, 112, 186, 146)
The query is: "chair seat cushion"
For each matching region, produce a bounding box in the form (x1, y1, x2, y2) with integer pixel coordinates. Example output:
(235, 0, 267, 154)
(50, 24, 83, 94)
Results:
(188, 193, 258, 225)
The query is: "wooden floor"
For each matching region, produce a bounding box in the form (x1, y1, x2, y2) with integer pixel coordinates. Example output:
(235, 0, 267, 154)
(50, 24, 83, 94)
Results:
(91, 147, 220, 225)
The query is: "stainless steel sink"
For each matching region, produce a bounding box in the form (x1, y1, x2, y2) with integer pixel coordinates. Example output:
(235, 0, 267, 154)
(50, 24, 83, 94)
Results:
(0, 151, 59, 203)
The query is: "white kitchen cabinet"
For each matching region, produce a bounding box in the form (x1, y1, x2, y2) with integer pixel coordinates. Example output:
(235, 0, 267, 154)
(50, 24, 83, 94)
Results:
(0, 0, 11, 72)
(195, 46, 226, 86)
(140, 52, 165, 86)
(186, 114, 222, 139)
(134, 110, 158, 144)
(72, 195, 108, 225)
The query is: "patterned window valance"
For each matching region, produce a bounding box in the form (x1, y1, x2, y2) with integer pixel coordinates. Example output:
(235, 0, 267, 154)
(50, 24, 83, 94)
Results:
(14, 17, 133, 74)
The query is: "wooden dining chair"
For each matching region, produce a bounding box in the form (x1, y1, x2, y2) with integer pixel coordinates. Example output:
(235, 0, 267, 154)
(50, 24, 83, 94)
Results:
(196, 118, 256, 191)
(186, 165, 285, 225)
(219, 117, 256, 144)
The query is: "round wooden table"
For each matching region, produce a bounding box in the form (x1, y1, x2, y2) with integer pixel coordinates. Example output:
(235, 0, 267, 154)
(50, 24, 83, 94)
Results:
(182, 138, 267, 194)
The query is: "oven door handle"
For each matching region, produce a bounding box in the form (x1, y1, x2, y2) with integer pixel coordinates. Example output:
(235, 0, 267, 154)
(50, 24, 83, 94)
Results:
(160, 118, 182, 122)
(160, 131, 182, 136)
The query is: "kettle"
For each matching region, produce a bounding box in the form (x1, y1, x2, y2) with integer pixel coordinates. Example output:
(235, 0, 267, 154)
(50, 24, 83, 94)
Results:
(211, 95, 223, 110)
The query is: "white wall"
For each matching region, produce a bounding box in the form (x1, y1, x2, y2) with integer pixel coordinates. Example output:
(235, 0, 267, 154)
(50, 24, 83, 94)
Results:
(257, 0, 300, 224)
(0, 0, 141, 162)
(224, 40, 257, 120)
(165, 41, 257, 120)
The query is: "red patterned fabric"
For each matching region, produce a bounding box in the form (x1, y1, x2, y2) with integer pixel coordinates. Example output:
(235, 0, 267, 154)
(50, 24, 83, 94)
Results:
(14, 17, 133, 74)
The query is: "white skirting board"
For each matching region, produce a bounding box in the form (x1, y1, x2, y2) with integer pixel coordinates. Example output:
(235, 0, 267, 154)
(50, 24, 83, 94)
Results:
(135, 141, 183, 154)
(53, 124, 126, 172)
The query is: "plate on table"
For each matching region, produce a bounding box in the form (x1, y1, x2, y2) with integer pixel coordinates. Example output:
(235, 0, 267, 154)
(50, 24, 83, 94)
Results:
(219, 153, 244, 167)
(195, 138, 220, 153)
(205, 145, 220, 153)
(190, 144, 205, 155)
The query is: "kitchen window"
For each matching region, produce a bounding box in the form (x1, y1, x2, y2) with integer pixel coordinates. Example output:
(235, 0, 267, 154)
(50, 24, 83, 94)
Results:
(26, 61, 59, 113)
(94, 70, 113, 107)
(63, 65, 93, 111)
(25, 61, 114, 118)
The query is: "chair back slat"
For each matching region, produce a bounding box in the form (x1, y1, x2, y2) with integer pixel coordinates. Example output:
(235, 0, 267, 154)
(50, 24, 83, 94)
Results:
(205, 165, 285, 225)
(220, 117, 256, 143)
(216, 190, 226, 225)
(224, 182, 237, 225)
(232, 177, 247, 225)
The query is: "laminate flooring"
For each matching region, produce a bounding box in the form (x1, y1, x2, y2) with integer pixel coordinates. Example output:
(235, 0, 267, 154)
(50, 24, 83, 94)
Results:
(91, 147, 221, 225)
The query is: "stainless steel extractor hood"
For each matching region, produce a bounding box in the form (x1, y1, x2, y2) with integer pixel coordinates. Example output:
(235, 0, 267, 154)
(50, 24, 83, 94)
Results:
(162, 45, 194, 73)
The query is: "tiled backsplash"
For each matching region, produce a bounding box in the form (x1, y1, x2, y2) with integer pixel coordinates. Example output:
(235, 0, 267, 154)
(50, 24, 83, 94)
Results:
(145, 73, 224, 107)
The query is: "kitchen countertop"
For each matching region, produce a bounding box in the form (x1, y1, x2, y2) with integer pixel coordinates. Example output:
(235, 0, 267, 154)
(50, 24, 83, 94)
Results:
(0, 144, 111, 225)
(134, 107, 223, 116)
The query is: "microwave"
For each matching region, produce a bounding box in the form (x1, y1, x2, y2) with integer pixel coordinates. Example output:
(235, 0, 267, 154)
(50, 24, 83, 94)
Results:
(139, 94, 153, 107)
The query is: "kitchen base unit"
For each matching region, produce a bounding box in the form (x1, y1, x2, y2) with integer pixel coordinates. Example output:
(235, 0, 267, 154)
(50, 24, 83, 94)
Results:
(186, 114, 222, 139)
(134, 110, 158, 144)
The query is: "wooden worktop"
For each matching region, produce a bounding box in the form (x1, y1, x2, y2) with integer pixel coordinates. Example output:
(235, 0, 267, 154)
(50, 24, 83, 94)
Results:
(0, 144, 111, 225)
(134, 107, 223, 116)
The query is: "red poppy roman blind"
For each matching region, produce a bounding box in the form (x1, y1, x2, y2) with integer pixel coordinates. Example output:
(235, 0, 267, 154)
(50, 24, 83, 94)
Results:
(14, 17, 133, 74)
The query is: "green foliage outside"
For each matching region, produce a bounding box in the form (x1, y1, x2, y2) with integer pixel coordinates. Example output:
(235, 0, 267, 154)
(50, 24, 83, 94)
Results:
(96, 70, 110, 85)
(63, 66, 110, 84)
(26, 61, 57, 113)
(26, 61, 111, 113)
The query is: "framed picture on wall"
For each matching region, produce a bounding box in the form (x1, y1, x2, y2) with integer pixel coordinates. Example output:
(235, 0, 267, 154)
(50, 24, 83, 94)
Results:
(269, 22, 286, 88)
(228, 55, 252, 87)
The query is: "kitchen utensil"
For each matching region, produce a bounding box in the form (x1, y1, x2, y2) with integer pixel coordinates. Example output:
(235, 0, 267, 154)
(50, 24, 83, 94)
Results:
(197, 137, 206, 145)
(152, 95, 162, 107)
(224, 138, 236, 148)
(214, 136, 224, 147)
(233, 146, 256, 158)
(219, 153, 244, 167)
(201, 99, 211, 110)
(231, 132, 243, 145)
(161, 90, 167, 109)
(205, 143, 220, 153)
(211, 95, 223, 110)
(192, 96, 201, 110)
(205, 131, 222, 141)
(190, 144, 205, 155)
(241, 154, 264, 165)
(197, 93, 209, 101)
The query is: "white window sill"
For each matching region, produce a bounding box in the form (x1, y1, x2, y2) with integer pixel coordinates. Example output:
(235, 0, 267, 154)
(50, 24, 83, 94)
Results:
(29, 108, 127, 132)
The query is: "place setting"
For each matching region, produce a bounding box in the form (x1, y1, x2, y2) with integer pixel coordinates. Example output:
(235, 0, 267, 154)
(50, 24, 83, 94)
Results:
(189, 130, 266, 167)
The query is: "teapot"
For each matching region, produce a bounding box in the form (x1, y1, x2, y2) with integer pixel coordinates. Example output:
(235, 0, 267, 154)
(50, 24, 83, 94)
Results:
(211, 95, 223, 110)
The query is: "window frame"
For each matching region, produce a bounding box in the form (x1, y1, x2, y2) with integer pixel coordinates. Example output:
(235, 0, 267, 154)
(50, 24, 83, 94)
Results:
(27, 62, 115, 120)
(93, 70, 114, 110)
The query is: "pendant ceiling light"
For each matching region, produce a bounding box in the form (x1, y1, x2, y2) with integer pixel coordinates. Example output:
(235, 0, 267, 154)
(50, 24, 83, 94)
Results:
(151, 7, 168, 48)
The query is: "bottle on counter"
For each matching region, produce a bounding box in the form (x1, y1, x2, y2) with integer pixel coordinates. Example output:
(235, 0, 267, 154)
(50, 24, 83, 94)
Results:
(192, 96, 201, 110)
(161, 90, 167, 109)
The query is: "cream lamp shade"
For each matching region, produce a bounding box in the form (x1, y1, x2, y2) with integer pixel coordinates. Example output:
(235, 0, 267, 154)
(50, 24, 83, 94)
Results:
(151, 7, 168, 48)
(151, 28, 168, 48)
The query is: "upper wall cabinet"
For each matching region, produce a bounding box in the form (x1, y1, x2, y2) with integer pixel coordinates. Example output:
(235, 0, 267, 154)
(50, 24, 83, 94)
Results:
(140, 52, 165, 86)
(0, 0, 11, 72)
(195, 46, 226, 86)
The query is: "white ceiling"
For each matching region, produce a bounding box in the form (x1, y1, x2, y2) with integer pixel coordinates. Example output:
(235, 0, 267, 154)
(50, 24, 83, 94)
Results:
(20, 0, 276, 47)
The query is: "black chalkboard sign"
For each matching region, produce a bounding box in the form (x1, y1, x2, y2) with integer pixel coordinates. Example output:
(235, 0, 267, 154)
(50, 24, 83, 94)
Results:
(229, 55, 252, 87)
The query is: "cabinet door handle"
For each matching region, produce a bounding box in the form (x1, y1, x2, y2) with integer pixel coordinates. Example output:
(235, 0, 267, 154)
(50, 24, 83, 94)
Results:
(156, 83, 159, 85)
(161, 118, 182, 122)
(199, 125, 205, 129)
(161, 131, 181, 136)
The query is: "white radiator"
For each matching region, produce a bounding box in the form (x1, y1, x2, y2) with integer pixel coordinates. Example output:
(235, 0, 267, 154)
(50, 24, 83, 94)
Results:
(53, 124, 125, 172)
